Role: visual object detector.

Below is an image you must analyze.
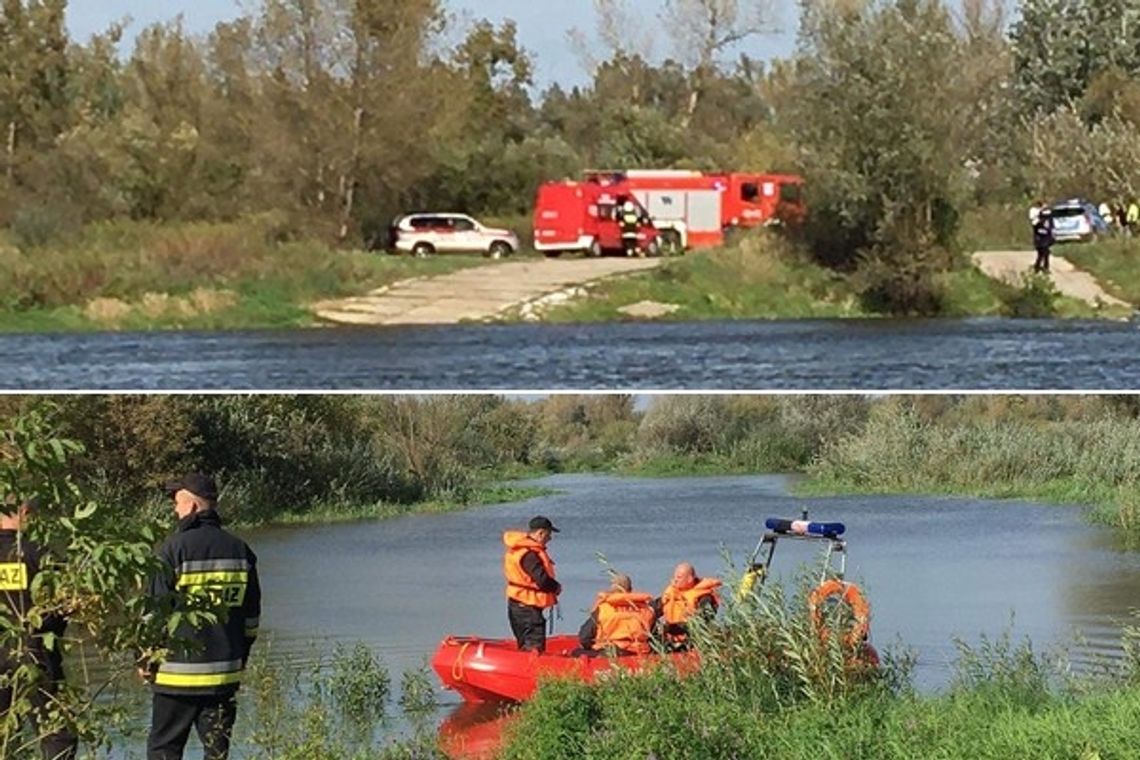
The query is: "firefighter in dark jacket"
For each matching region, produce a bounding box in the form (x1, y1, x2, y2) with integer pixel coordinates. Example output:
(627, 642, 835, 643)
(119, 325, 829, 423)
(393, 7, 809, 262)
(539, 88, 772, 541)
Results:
(1033, 206, 1055, 273)
(503, 516, 561, 653)
(0, 496, 77, 760)
(619, 199, 642, 256)
(144, 474, 261, 760)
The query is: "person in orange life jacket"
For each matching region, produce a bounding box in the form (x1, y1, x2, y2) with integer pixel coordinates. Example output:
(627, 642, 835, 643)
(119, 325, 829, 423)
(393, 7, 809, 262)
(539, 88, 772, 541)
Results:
(503, 516, 562, 653)
(0, 496, 78, 760)
(577, 573, 657, 656)
(143, 474, 261, 760)
(655, 562, 721, 651)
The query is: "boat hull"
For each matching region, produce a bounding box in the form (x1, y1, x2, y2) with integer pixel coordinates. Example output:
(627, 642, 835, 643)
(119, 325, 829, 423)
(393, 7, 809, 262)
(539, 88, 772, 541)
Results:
(432, 634, 699, 703)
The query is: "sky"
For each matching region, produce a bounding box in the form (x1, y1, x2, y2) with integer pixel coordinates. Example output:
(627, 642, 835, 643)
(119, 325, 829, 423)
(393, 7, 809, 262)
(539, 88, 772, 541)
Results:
(64, 0, 799, 89)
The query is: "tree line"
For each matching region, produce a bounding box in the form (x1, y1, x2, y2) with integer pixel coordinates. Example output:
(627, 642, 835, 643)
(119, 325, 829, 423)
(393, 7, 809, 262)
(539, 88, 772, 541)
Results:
(3, 0, 1140, 310)
(3, 394, 1140, 525)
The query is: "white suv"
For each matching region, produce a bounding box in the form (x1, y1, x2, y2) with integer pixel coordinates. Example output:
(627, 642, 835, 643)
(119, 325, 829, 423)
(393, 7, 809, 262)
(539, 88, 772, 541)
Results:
(390, 213, 519, 258)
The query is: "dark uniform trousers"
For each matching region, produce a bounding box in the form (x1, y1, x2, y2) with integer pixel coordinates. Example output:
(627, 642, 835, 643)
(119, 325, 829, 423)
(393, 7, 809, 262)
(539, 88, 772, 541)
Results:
(508, 599, 548, 652)
(147, 692, 237, 760)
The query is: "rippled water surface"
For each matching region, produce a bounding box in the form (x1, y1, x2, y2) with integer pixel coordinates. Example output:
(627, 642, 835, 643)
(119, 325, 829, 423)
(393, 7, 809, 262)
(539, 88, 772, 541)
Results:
(4, 318, 1140, 389)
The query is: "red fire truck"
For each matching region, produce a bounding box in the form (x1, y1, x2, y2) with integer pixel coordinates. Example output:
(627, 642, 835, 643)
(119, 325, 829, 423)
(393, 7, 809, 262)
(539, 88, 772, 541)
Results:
(533, 181, 661, 258)
(580, 170, 805, 251)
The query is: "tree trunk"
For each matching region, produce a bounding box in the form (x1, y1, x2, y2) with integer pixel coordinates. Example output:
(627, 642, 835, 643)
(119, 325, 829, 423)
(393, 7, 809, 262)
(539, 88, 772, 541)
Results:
(5, 121, 15, 182)
(338, 106, 363, 242)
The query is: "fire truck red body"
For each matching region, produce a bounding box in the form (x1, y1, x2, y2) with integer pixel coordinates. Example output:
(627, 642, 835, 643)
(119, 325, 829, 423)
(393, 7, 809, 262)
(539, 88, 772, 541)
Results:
(533, 181, 661, 257)
(533, 170, 805, 256)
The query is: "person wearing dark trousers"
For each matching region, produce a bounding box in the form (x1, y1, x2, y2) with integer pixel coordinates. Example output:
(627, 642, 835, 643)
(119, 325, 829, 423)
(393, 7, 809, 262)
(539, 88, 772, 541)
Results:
(1032, 206, 1055, 273)
(0, 497, 77, 760)
(144, 474, 260, 760)
(503, 516, 561, 652)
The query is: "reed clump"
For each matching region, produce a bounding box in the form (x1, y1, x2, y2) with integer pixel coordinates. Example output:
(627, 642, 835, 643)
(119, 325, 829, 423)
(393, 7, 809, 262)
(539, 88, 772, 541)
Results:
(501, 579, 1140, 760)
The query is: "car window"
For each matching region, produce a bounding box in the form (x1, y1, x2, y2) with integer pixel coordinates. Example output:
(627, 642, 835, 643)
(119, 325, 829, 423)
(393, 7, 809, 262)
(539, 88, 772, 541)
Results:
(1051, 207, 1085, 218)
(779, 183, 803, 203)
(453, 218, 475, 231)
(741, 183, 760, 202)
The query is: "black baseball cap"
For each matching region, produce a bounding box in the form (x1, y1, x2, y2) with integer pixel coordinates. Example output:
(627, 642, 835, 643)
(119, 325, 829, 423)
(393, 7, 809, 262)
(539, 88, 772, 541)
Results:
(163, 473, 219, 502)
(528, 515, 560, 533)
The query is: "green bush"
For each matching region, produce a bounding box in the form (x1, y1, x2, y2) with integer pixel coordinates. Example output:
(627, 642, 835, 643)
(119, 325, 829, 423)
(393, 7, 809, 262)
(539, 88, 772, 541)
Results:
(855, 248, 948, 316)
(1000, 272, 1059, 318)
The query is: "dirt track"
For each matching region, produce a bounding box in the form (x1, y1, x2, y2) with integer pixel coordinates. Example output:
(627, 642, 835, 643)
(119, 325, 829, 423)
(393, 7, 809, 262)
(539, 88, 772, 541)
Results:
(971, 250, 1131, 309)
(313, 257, 664, 326)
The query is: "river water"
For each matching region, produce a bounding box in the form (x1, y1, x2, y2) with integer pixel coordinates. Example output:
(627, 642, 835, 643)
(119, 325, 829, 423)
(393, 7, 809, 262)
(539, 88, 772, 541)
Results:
(4, 318, 1140, 389)
(101, 473, 1140, 758)
(253, 473, 1139, 690)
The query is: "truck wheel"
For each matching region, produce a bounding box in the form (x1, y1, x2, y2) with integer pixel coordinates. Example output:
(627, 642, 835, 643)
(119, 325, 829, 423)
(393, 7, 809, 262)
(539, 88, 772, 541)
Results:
(587, 240, 604, 258)
(486, 241, 513, 259)
(661, 230, 683, 256)
(412, 243, 435, 258)
(645, 240, 661, 258)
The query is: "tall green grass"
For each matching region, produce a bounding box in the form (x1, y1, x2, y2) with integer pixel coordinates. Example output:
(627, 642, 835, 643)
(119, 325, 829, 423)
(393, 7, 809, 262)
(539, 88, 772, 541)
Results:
(0, 218, 480, 331)
(530, 232, 871, 323)
(804, 402, 1140, 541)
(236, 641, 445, 760)
(500, 580, 1140, 760)
(1061, 237, 1140, 306)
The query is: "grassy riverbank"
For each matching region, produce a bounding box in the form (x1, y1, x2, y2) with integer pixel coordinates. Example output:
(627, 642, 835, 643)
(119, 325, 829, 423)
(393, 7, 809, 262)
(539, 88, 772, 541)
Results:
(1062, 237, 1140, 305)
(10, 395, 1140, 539)
(526, 232, 1105, 323)
(800, 402, 1140, 541)
(232, 482, 554, 529)
(1, 214, 1121, 333)
(493, 582, 1140, 760)
(0, 218, 481, 332)
(503, 647, 1140, 760)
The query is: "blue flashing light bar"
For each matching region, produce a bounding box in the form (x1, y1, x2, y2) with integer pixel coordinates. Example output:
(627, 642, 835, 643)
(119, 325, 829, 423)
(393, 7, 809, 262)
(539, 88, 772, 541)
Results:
(765, 517, 845, 538)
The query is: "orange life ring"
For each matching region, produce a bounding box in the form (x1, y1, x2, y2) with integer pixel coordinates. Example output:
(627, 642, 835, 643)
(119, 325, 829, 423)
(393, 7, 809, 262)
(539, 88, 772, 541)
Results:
(808, 579, 871, 649)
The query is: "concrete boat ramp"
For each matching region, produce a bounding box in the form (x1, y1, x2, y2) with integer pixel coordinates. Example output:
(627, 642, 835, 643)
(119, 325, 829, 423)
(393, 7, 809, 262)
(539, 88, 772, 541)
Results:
(971, 250, 1130, 308)
(313, 257, 664, 326)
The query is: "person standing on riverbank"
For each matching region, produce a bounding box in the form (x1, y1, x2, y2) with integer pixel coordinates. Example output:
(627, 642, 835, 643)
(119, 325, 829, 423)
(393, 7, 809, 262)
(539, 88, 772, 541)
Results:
(0, 496, 77, 760)
(1032, 206, 1055, 274)
(655, 562, 722, 651)
(144, 474, 261, 760)
(503, 516, 561, 653)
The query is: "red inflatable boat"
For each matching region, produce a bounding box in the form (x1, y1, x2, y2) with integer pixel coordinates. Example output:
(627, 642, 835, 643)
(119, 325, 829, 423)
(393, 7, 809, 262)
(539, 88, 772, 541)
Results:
(432, 634, 700, 703)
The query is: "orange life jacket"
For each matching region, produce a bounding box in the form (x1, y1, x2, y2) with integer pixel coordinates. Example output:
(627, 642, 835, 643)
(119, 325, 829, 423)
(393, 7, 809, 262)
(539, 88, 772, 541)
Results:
(660, 577, 722, 626)
(503, 531, 558, 609)
(592, 591, 655, 654)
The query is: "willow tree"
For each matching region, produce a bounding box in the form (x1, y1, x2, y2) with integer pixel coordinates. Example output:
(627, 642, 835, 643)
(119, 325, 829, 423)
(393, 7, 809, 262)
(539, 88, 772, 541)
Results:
(779, 0, 984, 314)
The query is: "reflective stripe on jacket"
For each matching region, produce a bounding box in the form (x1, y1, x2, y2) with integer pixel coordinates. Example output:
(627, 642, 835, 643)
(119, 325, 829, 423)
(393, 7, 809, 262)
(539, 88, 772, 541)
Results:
(593, 591, 655, 654)
(503, 531, 558, 609)
(150, 511, 261, 696)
